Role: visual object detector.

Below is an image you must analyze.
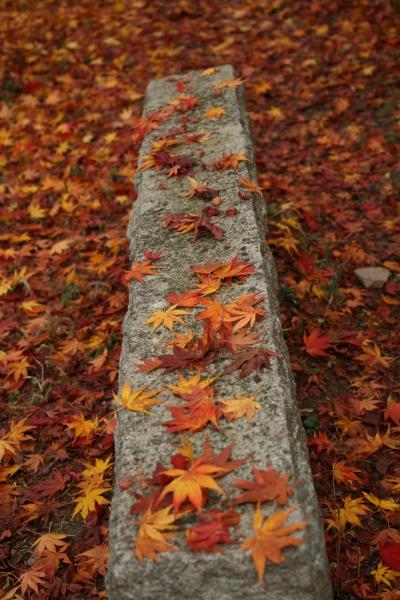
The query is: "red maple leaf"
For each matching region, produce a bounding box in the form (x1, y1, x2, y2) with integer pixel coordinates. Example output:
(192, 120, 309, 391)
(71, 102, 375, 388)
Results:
(224, 347, 278, 378)
(303, 328, 333, 357)
(28, 471, 68, 500)
(186, 509, 240, 552)
(232, 464, 293, 506)
(379, 543, 400, 571)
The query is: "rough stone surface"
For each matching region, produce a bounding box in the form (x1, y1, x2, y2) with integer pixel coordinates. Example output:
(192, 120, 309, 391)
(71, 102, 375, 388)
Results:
(107, 65, 333, 600)
(354, 266, 391, 289)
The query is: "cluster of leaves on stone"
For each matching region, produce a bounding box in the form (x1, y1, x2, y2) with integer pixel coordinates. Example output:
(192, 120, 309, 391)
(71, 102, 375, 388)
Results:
(1, 0, 399, 598)
(118, 236, 306, 581)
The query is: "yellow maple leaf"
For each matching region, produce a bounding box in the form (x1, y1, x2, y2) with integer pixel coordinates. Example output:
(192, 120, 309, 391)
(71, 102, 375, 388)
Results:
(20, 300, 44, 314)
(134, 504, 178, 563)
(73, 486, 110, 519)
(241, 504, 307, 584)
(356, 341, 392, 369)
(166, 373, 216, 397)
(328, 496, 370, 531)
(82, 456, 113, 479)
(7, 418, 35, 444)
(363, 492, 400, 512)
(0, 439, 17, 462)
(113, 381, 162, 414)
(49, 238, 74, 255)
(67, 414, 98, 443)
(205, 107, 226, 120)
(371, 561, 400, 587)
(219, 395, 262, 423)
(28, 200, 46, 219)
(145, 304, 188, 331)
(267, 106, 284, 120)
(202, 67, 219, 76)
(214, 77, 244, 90)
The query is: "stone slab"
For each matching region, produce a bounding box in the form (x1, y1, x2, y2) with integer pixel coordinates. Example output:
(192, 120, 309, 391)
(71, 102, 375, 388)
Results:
(106, 65, 333, 600)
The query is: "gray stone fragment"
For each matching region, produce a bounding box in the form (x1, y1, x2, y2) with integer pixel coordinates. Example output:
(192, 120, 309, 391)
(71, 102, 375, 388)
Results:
(354, 266, 390, 289)
(106, 65, 333, 600)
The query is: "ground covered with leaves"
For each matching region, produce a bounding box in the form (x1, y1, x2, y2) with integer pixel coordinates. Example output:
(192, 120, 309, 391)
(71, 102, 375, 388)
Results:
(1, 0, 400, 598)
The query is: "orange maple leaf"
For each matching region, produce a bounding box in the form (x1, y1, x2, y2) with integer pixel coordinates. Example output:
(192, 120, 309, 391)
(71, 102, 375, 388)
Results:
(219, 395, 261, 423)
(158, 458, 226, 512)
(32, 533, 69, 556)
(356, 341, 392, 369)
(239, 177, 264, 196)
(204, 107, 226, 120)
(303, 328, 333, 357)
(19, 566, 47, 595)
(134, 505, 177, 562)
(196, 297, 234, 330)
(214, 153, 248, 171)
(76, 544, 109, 577)
(242, 504, 307, 584)
(66, 414, 98, 444)
(122, 260, 159, 284)
(226, 293, 264, 332)
(332, 461, 362, 487)
(161, 388, 219, 433)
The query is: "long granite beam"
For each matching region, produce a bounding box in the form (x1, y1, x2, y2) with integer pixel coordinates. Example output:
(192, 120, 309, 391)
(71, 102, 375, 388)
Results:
(106, 65, 333, 600)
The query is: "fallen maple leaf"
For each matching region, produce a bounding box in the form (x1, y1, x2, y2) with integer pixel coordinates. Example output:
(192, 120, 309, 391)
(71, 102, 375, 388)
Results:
(384, 396, 400, 426)
(214, 77, 244, 90)
(76, 543, 109, 577)
(303, 328, 333, 357)
(166, 373, 216, 397)
(28, 470, 68, 500)
(355, 340, 392, 369)
(32, 532, 69, 556)
(214, 153, 248, 171)
(67, 414, 98, 444)
(19, 566, 47, 595)
(158, 457, 226, 512)
(380, 543, 400, 571)
(233, 464, 293, 507)
(161, 388, 218, 433)
(136, 357, 162, 373)
(145, 304, 189, 331)
(328, 496, 370, 531)
(134, 505, 177, 562)
(185, 177, 219, 200)
(113, 382, 162, 414)
(72, 486, 110, 520)
(332, 461, 362, 487)
(225, 347, 278, 378)
(226, 331, 260, 352)
(363, 492, 400, 512)
(166, 289, 202, 307)
(205, 107, 226, 120)
(218, 395, 261, 422)
(242, 504, 307, 584)
(122, 260, 159, 284)
(186, 509, 240, 552)
(239, 177, 264, 196)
